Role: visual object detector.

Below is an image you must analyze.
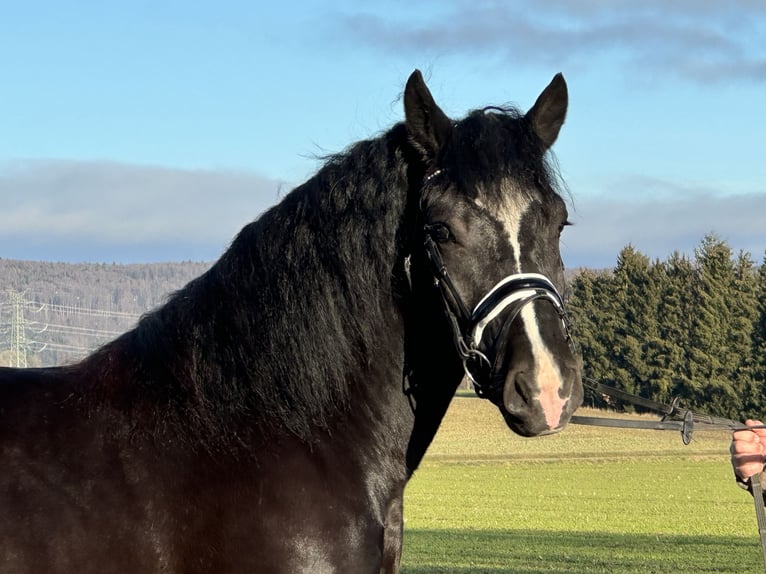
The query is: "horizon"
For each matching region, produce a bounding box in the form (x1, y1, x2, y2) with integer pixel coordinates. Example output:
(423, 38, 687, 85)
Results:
(3, 229, 763, 271)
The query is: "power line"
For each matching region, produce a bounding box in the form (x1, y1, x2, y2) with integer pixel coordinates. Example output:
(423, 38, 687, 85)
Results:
(24, 301, 140, 320)
(39, 342, 99, 355)
(45, 323, 126, 338)
(1, 292, 140, 367)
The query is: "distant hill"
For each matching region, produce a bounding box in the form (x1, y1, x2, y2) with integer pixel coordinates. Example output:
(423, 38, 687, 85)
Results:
(0, 259, 211, 367)
(0, 258, 598, 368)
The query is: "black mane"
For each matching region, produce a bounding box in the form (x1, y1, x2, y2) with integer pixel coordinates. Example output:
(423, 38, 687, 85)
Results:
(83, 123, 418, 445)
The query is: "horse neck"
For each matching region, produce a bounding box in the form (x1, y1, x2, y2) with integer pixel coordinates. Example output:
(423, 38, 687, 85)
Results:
(103, 129, 421, 446)
(402, 268, 468, 474)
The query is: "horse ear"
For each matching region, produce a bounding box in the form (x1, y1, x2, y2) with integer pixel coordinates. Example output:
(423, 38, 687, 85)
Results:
(404, 70, 452, 162)
(526, 73, 568, 150)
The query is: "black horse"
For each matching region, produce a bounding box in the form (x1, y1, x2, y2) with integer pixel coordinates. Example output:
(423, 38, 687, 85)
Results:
(0, 71, 582, 573)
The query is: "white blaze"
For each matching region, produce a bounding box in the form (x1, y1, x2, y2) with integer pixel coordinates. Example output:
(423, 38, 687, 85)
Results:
(494, 189, 565, 429)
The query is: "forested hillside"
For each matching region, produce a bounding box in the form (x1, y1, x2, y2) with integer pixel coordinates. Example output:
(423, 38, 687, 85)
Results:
(0, 259, 211, 367)
(568, 233, 766, 420)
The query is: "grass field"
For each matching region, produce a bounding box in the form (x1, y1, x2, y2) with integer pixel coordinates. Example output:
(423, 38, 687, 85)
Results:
(400, 396, 764, 573)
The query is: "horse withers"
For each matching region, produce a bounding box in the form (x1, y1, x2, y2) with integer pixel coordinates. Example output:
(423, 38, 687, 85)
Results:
(0, 71, 582, 573)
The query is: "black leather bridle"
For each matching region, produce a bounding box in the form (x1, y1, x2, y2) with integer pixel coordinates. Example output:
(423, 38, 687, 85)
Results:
(417, 170, 575, 400)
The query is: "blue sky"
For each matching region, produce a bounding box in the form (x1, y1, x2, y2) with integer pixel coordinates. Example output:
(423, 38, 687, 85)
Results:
(1, 1, 764, 268)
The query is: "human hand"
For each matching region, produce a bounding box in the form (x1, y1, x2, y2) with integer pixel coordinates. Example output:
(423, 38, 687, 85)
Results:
(731, 420, 766, 480)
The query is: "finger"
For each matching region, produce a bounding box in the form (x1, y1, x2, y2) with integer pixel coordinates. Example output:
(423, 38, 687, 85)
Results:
(737, 465, 764, 480)
(733, 429, 761, 443)
(732, 453, 766, 479)
(742, 421, 766, 440)
(750, 423, 766, 439)
(731, 437, 766, 457)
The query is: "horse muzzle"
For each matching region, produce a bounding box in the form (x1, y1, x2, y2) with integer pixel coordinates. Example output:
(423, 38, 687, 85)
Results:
(457, 274, 582, 436)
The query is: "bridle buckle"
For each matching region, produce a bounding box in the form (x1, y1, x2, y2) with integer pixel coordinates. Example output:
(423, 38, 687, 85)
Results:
(458, 339, 492, 395)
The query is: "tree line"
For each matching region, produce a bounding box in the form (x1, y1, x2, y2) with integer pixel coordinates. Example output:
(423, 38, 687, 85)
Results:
(567, 234, 766, 420)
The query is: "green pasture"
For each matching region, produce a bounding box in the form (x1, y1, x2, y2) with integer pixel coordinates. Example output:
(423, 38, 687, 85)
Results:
(401, 396, 763, 573)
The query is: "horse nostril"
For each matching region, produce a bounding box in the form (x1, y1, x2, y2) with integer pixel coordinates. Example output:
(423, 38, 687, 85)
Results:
(514, 372, 533, 402)
(558, 366, 575, 396)
(503, 370, 533, 414)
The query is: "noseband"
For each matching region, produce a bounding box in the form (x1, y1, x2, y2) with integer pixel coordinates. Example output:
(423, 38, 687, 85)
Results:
(417, 171, 575, 400)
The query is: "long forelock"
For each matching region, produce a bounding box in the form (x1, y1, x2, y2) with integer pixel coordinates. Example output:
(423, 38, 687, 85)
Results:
(445, 107, 563, 207)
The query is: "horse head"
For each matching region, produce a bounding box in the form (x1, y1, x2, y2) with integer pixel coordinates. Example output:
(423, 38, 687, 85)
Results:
(403, 70, 583, 437)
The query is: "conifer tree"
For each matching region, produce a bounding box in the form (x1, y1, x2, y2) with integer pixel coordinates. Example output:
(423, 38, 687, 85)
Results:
(731, 250, 760, 415)
(567, 236, 762, 416)
(568, 269, 616, 407)
(610, 245, 658, 401)
(752, 253, 766, 416)
(655, 252, 695, 403)
(688, 234, 739, 417)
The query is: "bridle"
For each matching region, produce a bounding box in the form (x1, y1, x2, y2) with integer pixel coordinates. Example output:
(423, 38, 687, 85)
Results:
(417, 169, 576, 400)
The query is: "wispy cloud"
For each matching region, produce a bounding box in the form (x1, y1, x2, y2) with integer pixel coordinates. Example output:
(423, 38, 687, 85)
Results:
(0, 160, 285, 262)
(339, 0, 766, 84)
(563, 181, 766, 267)
(3, 160, 763, 269)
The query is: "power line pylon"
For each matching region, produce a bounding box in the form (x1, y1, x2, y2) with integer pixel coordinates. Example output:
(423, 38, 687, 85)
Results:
(9, 291, 28, 368)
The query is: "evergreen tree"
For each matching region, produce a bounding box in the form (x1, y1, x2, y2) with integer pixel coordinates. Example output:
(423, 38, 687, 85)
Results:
(752, 253, 766, 416)
(609, 245, 658, 402)
(655, 253, 695, 404)
(731, 250, 760, 416)
(568, 269, 616, 407)
(688, 234, 740, 417)
(565, 236, 763, 417)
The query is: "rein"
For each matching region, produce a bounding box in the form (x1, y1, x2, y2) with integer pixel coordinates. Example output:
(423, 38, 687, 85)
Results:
(572, 377, 766, 571)
(571, 378, 759, 443)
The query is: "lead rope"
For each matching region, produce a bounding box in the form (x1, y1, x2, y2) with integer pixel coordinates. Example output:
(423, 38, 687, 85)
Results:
(751, 472, 766, 572)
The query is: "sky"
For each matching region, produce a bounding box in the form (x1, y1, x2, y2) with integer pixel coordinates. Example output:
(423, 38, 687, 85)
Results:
(1, 1, 765, 269)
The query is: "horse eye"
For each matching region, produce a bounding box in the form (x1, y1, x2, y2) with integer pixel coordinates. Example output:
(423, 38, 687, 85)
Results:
(426, 223, 453, 243)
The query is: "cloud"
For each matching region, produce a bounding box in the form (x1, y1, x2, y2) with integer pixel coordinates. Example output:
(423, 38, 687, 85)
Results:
(562, 182, 766, 268)
(3, 160, 763, 270)
(0, 160, 286, 262)
(339, 0, 766, 84)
